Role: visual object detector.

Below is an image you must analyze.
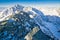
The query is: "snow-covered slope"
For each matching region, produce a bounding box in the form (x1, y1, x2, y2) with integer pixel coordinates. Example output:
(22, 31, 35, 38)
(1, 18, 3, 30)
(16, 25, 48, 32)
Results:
(32, 8, 60, 40)
(0, 4, 24, 21)
(0, 4, 60, 40)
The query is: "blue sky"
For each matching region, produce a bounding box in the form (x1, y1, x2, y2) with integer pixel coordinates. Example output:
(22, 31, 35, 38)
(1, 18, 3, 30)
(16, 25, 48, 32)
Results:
(0, 0, 60, 7)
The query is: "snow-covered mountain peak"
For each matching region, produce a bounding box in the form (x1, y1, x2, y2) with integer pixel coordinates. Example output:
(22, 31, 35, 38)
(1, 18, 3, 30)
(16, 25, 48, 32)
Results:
(0, 4, 25, 21)
(0, 4, 60, 40)
(15, 4, 23, 7)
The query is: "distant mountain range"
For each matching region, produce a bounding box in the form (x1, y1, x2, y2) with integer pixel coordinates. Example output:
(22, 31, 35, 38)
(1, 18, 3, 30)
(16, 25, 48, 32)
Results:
(0, 7, 6, 12)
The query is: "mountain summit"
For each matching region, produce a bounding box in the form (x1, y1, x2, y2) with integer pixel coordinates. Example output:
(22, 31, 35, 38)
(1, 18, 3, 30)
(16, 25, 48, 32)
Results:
(0, 4, 24, 21)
